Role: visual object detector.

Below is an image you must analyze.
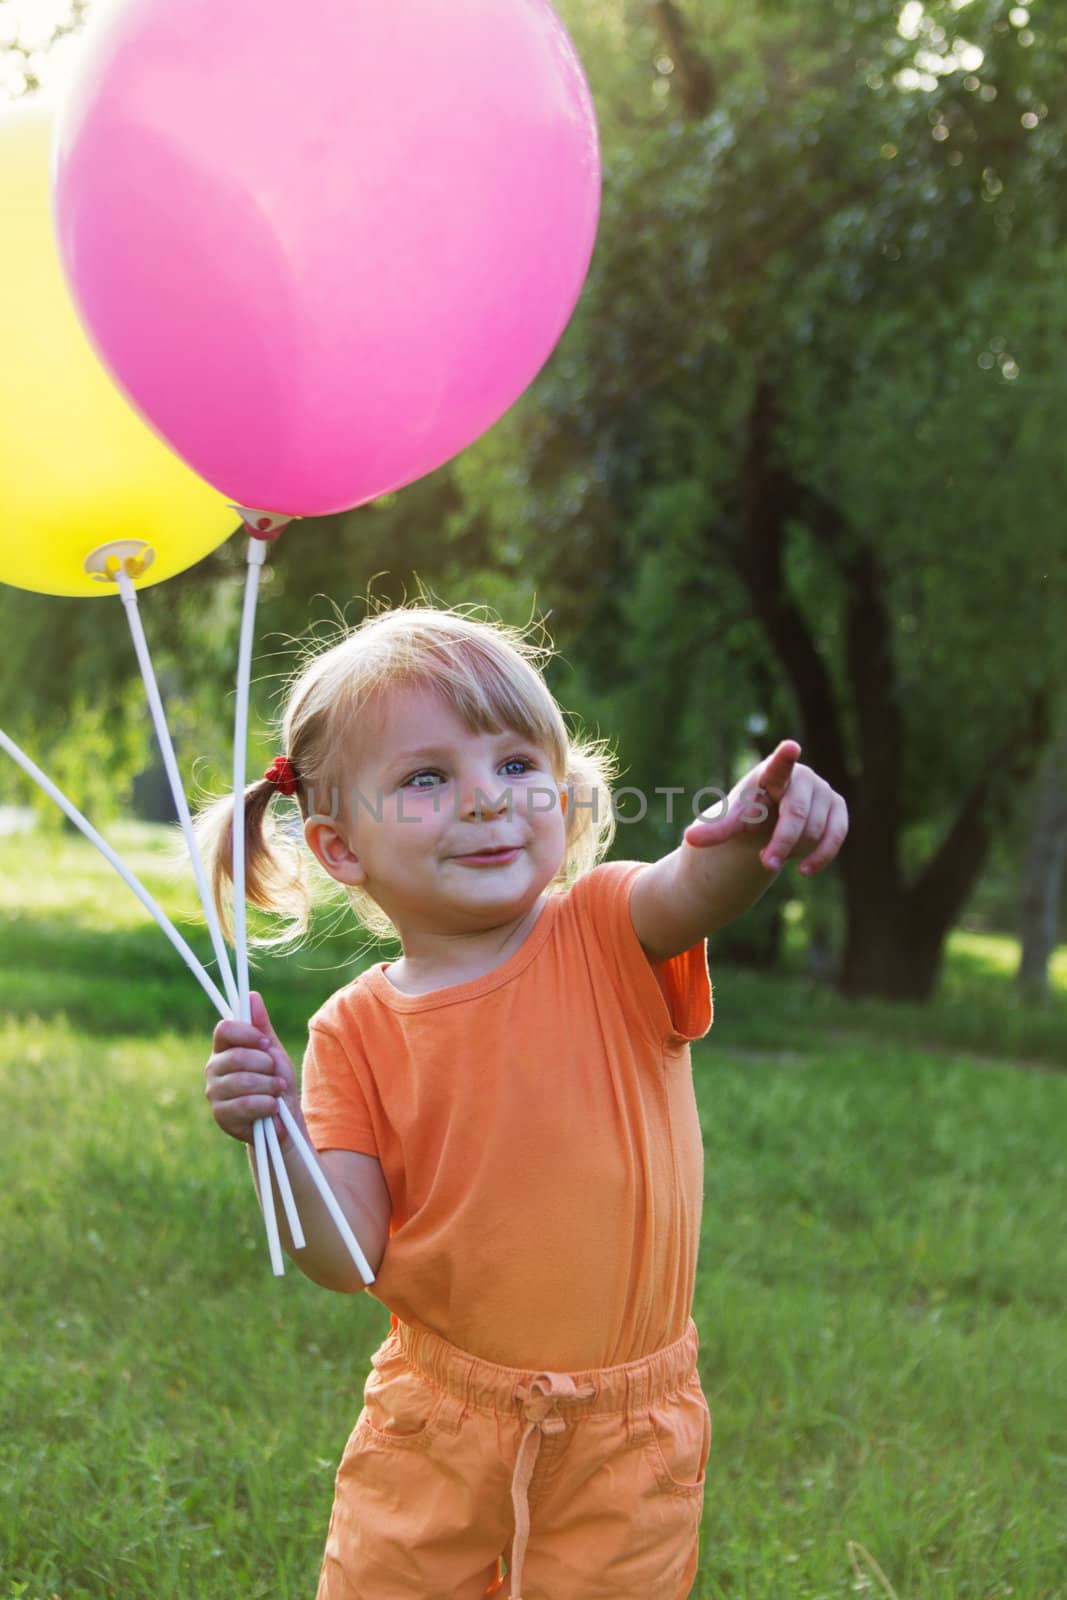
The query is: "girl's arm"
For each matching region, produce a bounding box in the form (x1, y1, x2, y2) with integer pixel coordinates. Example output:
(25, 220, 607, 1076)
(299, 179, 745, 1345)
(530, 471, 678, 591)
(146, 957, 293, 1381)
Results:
(245, 1141, 390, 1293)
(630, 741, 849, 963)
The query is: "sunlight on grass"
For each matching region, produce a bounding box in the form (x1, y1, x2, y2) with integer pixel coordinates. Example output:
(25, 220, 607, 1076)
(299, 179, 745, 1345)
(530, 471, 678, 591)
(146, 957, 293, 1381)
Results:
(0, 820, 204, 929)
(948, 925, 1067, 991)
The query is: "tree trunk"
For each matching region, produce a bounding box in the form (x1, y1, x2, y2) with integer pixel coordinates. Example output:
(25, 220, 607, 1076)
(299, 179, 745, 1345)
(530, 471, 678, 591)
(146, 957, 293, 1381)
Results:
(1017, 718, 1067, 1001)
(645, 1, 717, 118)
(727, 379, 1051, 1002)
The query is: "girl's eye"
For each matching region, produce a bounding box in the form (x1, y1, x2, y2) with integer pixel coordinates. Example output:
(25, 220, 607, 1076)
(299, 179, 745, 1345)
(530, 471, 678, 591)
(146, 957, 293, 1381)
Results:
(501, 757, 535, 776)
(403, 770, 445, 788)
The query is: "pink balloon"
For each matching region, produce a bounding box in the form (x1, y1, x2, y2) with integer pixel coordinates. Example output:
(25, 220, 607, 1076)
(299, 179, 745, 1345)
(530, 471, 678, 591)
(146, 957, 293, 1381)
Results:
(52, 0, 600, 517)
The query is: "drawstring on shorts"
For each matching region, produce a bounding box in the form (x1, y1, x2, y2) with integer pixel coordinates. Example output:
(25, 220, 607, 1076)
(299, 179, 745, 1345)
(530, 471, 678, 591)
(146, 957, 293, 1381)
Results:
(507, 1373, 596, 1599)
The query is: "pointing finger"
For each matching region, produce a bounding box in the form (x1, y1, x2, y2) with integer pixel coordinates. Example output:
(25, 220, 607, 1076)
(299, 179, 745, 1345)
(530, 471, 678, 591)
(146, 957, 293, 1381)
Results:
(756, 741, 802, 806)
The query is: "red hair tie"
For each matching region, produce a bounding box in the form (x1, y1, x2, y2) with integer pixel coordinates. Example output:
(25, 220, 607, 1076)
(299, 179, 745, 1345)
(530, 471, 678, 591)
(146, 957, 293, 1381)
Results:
(263, 755, 300, 796)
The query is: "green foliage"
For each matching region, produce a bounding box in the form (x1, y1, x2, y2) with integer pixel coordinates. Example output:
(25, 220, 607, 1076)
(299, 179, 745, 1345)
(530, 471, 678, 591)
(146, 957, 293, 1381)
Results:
(1, 676, 154, 830)
(4, 1, 1067, 986)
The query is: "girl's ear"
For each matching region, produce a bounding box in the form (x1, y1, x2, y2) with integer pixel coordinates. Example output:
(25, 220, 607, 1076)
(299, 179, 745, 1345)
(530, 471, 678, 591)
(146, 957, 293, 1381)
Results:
(304, 814, 367, 886)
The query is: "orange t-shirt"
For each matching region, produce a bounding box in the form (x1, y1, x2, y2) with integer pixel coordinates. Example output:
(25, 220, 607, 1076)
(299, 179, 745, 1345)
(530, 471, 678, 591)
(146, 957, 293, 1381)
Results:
(300, 858, 713, 1370)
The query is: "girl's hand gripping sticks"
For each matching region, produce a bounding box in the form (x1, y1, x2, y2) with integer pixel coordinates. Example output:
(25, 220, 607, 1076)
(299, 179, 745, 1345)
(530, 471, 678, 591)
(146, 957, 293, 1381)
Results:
(205, 992, 381, 1291)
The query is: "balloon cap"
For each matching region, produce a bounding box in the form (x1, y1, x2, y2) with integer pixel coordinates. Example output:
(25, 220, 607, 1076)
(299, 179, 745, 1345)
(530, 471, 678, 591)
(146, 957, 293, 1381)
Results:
(228, 505, 294, 541)
(84, 539, 157, 584)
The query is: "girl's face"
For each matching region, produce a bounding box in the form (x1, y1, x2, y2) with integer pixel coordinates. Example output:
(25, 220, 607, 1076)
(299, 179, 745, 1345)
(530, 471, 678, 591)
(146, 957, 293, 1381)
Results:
(306, 683, 568, 935)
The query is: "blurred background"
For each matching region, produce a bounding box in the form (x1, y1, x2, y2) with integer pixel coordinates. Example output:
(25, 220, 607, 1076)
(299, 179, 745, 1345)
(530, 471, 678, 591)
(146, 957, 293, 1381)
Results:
(2, 4, 1065, 1598)
(3, 0, 1066, 1002)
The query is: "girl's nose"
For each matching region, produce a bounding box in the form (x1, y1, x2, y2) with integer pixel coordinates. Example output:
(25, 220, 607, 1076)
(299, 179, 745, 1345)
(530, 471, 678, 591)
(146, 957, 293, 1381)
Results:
(457, 770, 512, 821)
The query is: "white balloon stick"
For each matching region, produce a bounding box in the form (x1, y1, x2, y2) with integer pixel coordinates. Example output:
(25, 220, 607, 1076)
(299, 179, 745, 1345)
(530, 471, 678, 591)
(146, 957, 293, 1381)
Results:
(228, 536, 286, 1272)
(0, 725, 230, 1018)
(231, 536, 267, 1027)
(265, 1113, 306, 1250)
(252, 1116, 284, 1276)
(115, 567, 241, 1017)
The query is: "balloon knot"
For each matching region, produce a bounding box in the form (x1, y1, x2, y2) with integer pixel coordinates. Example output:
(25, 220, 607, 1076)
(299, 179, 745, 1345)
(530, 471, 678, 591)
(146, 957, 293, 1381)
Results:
(228, 506, 294, 541)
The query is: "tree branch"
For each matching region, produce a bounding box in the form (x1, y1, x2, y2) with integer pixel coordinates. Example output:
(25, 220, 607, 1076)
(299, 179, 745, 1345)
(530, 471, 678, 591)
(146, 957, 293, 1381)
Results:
(645, 0, 717, 119)
(786, 476, 903, 888)
(906, 691, 1050, 947)
(727, 380, 853, 803)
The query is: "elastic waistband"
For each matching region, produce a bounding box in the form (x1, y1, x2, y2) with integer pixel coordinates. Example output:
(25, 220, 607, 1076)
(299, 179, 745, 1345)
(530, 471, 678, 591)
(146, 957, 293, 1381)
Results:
(391, 1318, 700, 1416)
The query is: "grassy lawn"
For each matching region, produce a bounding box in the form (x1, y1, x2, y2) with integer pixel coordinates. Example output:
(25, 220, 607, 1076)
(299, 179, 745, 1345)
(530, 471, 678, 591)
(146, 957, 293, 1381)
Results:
(2, 823, 1065, 1599)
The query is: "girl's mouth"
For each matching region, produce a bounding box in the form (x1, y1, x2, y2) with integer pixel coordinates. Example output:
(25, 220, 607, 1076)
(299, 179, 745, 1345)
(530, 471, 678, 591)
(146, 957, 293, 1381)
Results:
(453, 846, 522, 866)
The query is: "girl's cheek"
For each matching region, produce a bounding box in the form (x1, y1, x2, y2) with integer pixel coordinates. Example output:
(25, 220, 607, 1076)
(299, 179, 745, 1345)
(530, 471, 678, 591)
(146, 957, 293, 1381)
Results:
(392, 788, 449, 826)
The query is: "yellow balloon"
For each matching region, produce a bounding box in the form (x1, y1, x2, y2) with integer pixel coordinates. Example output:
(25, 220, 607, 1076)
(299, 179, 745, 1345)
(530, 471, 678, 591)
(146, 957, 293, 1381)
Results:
(0, 103, 240, 598)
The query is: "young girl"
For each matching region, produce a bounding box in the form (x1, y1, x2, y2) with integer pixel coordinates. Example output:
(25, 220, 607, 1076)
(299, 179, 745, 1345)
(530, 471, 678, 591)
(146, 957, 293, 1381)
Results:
(202, 603, 847, 1600)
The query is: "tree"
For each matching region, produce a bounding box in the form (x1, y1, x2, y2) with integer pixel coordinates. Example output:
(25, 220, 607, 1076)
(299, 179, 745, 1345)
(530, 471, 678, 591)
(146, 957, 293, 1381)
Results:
(1017, 710, 1067, 1002)
(446, 0, 1067, 998)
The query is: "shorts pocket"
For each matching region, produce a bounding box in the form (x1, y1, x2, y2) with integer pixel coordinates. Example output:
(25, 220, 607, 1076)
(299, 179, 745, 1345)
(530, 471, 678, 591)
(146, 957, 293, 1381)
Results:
(357, 1340, 446, 1448)
(643, 1375, 712, 1496)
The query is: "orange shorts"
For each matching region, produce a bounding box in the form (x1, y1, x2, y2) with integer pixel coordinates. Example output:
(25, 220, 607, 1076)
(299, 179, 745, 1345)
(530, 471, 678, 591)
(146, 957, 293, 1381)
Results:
(316, 1316, 711, 1600)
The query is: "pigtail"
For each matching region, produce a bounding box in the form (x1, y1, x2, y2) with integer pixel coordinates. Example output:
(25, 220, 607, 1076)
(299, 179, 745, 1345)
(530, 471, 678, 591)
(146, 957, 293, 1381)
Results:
(194, 778, 314, 949)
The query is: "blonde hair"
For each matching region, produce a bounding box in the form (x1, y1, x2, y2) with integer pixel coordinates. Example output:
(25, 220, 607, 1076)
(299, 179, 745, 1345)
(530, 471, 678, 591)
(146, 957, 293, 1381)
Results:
(196, 600, 619, 951)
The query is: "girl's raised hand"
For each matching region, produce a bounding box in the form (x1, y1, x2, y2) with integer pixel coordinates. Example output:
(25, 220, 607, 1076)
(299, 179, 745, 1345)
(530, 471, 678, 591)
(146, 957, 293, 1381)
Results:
(683, 740, 849, 876)
(205, 990, 302, 1145)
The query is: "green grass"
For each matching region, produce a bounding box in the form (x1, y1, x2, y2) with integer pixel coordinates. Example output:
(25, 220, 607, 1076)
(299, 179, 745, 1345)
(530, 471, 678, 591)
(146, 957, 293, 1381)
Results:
(2, 824, 1065, 1599)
